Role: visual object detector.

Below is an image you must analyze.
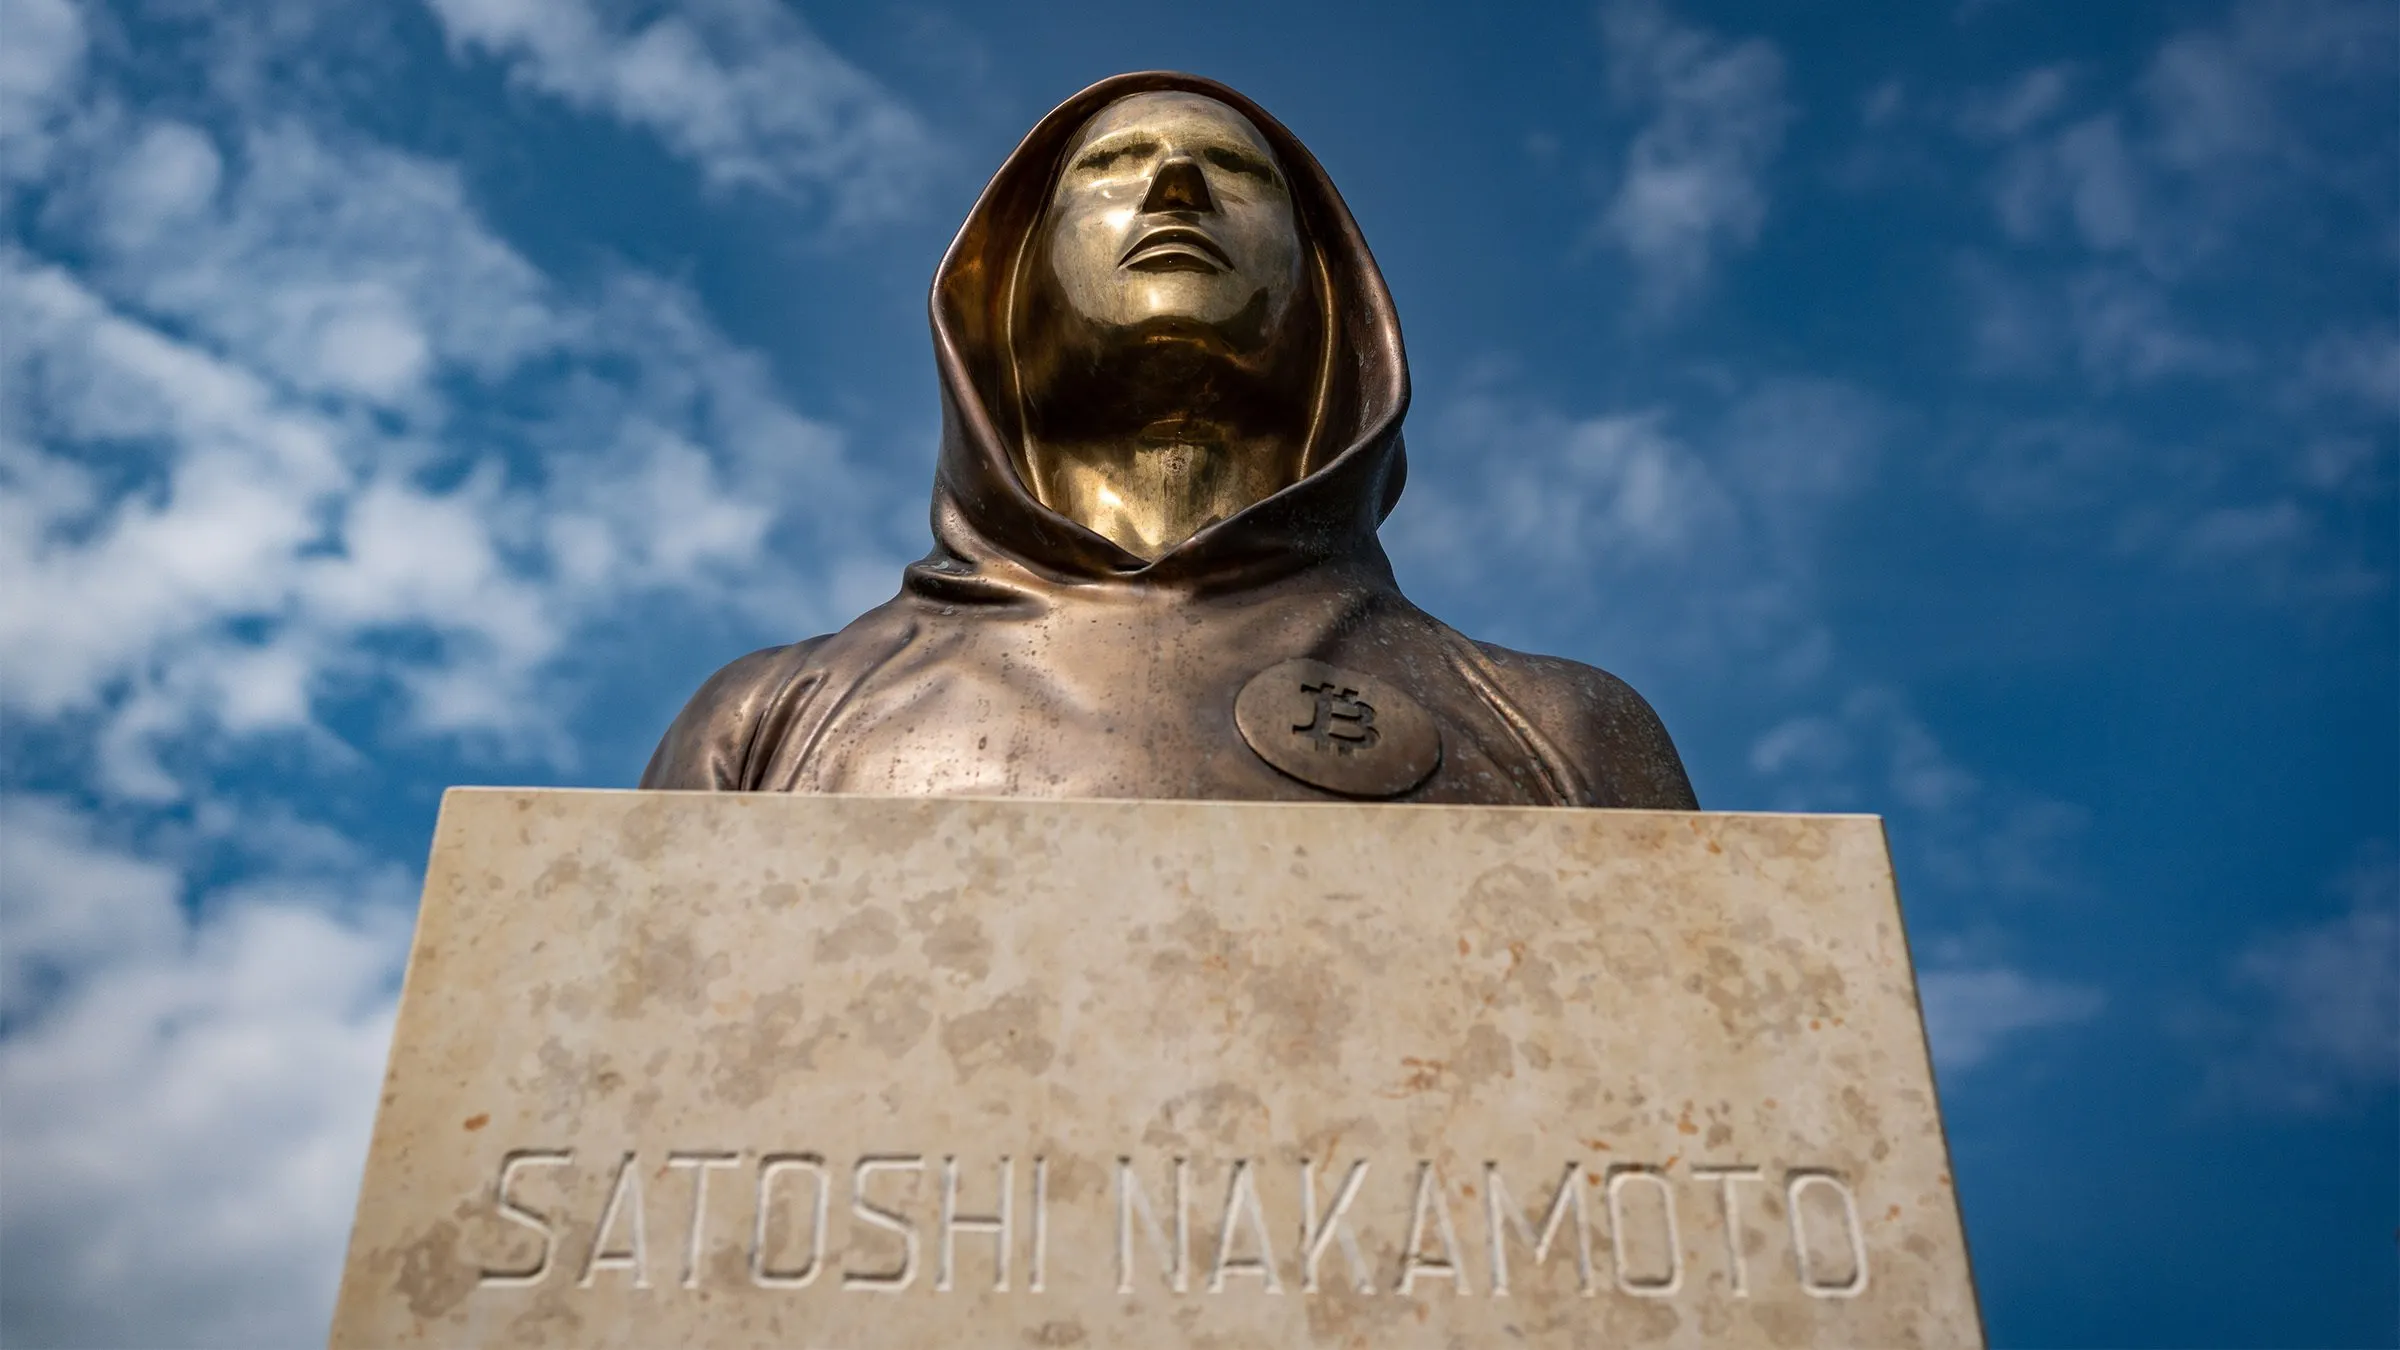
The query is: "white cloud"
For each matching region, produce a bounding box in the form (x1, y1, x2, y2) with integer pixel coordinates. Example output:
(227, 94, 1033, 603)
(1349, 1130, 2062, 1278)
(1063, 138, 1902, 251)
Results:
(1973, 0, 2396, 272)
(2296, 328, 2400, 410)
(3, 100, 901, 786)
(424, 0, 938, 226)
(1593, 0, 1791, 306)
(2064, 268, 2247, 385)
(2204, 851, 2400, 1114)
(0, 18, 933, 1332)
(1993, 112, 2145, 253)
(94, 119, 223, 250)
(2177, 499, 2308, 562)
(1958, 63, 2074, 140)
(1387, 375, 1879, 681)
(1716, 377, 1885, 539)
(1749, 688, 1977, 815)
(0, 251, 352, 724)
(0, 796, 183, 1019)
(1748, 687, 2088, 899)
(1957, 260, 2257, 394)
(1746, 714, 1847, 779)
(0, 797, 410, 1349)
(1919, 967, 2105, 1072)
(72, 117, 566, 406)
(2143, 0, 2395, 175)
(0, 0, 85, 185)
(1857, 78, 1906, 128)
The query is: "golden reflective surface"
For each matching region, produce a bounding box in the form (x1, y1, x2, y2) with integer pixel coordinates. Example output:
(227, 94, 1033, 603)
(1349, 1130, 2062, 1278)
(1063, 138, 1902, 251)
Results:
(642, 71, 1698, 813)
(1009, 91, 1331, 559)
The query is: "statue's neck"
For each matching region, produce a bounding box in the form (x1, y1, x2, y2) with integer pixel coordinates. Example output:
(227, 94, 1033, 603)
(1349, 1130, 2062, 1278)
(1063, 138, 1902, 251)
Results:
(1011, 311, 1325, 559)
(1027, 420, 1291, 560)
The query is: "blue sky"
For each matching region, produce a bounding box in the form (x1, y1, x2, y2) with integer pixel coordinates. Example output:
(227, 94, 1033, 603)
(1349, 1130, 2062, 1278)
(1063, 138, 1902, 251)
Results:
(0, 0, 2392, 1344)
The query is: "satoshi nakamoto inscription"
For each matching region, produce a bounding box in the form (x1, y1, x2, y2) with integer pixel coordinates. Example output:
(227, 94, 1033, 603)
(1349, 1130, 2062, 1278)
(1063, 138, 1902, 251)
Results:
(331, 792, 1980, 1348)
(467, 1149, 1871, 1302)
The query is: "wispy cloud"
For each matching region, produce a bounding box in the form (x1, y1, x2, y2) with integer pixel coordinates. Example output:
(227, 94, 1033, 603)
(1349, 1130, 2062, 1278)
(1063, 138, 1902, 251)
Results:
(3, 101, 903, 792)
(2199, 849, 2400, 1114)
(0, 794, 411, 1348)
(424, 0, 940, 227)
(0, 0, 84, 184)
(1943, 0, 2395, 608)
(1920, 967, 2105, 1073)
(0, 3, 932, 1341)
(1749, 686, 2089, 899)
(1957, 63, 2075, 140)
(1387, 374, 1881, 682)
(1972, 0, 2396, 272)
(1591, 0, 1791, 308)
(1748, 686, 2103, 1076)
(1746, 684, 2105, 1076)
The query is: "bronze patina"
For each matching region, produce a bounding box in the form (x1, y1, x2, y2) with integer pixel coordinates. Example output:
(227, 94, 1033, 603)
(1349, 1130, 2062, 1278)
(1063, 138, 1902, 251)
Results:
(1013, 90, 1326, 559)
(642, 71, 1697, 808)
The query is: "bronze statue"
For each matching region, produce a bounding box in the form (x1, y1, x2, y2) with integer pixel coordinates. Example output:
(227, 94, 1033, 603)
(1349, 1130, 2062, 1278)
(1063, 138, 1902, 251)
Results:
(643, 72, 1697, 808)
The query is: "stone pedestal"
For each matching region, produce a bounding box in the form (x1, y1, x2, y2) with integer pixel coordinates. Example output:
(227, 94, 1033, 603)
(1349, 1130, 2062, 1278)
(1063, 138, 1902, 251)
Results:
(332, 790, 1980, 1348)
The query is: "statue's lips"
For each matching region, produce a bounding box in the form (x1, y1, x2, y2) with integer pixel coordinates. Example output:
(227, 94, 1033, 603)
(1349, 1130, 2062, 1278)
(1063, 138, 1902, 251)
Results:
(1119, 225, 1232, 273)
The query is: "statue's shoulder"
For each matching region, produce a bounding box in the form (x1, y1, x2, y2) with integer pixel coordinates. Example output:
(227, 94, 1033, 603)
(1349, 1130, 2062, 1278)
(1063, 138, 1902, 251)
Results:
(1468, 641, 1699, 810)
(638, 639, 828, 790)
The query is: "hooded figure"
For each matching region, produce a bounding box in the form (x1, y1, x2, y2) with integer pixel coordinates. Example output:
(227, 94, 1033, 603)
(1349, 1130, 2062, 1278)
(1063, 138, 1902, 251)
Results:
(642, 73, 1697, 809)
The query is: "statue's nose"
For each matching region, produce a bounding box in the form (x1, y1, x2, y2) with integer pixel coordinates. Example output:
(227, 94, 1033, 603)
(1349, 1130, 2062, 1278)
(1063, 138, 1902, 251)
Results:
(1140, 155, 1214, 214)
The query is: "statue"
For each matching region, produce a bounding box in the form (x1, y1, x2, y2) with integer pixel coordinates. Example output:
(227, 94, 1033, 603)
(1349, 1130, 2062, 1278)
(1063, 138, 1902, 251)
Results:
(642, 72, 1696, 808)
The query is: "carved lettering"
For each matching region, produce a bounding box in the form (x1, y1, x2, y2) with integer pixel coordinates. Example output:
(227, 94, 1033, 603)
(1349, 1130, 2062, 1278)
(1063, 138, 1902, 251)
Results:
(1207, 1159, 1283, 1293)
(1029, 1156, 1049, 1294)
(667, 1152, 739, 1290)
(1605, 1166, 1681, 1297)
(937, 1155, 1013, 1293)
(1299, 1159, 1374, 1295)
(1785, 1171, 1869, 1298)
(1116, 1156, 1191, 1294)
(480, 1149, 571, 1287)
(464, 1146, 1886, 1304)
(579, 1151, 650, 1289)
(843, 1156, 923, 1291)
(1484, 1161, 1592, 1296)
(751, 1154, 829, 1289)
(1395, 1162, 1468, 1295)
(1693, 1165, 1762, 1297)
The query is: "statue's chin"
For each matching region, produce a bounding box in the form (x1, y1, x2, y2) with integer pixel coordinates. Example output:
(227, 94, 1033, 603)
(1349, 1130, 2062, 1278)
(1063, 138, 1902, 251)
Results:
(1071, 271, 1260, 331)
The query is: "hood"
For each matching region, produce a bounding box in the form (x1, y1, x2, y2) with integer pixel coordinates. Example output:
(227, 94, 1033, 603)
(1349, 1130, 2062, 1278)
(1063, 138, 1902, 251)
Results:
(925, 71, 1411, 588)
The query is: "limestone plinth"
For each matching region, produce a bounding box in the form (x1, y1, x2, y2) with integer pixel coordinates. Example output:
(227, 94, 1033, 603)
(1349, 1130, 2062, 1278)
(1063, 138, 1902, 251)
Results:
(332, 790, 1980, 1348)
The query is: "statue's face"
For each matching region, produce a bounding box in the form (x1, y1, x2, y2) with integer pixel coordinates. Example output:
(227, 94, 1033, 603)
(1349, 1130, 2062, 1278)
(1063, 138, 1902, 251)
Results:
(1038, 92, 1304, 343)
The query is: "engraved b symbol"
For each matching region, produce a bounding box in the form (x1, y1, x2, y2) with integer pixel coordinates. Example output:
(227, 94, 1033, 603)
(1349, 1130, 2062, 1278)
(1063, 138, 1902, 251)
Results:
(1294, 681, 1379, 753)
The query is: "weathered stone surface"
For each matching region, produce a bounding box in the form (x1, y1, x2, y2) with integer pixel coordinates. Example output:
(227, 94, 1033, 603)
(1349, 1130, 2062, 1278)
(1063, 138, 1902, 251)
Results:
(332, 790, 1980, 1348)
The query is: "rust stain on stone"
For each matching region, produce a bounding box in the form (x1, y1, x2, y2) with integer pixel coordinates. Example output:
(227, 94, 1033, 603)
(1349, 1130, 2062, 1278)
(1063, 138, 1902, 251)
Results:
(607, 921, 728, 1019)
(814, 906, 900, 964)
(702, 989, 812, 1108)
(1454, 1023, 1514, 1090)
(940, 986, 1055, 1081)
(1143, 1082, 1270, 1149)
(922, 911, 994, 981)
(389, 1219, 474, 1322)
(849, 972, 937, 1058)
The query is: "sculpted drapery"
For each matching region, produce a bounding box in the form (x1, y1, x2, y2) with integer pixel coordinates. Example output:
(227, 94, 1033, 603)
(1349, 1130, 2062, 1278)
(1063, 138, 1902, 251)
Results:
(642, 72, 1696, 810)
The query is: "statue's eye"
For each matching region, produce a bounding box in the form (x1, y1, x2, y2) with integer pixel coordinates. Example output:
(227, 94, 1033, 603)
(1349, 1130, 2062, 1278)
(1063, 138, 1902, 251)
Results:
(1073, 141, 1151, 175)
(1202, 147, 1281, 191)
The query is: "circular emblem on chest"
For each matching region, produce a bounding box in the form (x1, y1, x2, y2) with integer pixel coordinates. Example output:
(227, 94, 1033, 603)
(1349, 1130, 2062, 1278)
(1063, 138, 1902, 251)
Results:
(1233, 658, 1443, 799)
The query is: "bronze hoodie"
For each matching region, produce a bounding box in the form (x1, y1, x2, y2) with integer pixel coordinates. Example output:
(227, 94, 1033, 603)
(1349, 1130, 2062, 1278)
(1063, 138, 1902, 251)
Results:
(641, 72, 1697, 809)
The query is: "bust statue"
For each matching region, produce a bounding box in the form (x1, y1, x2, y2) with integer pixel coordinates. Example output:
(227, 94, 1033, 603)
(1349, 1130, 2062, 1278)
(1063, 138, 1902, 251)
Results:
(642, 72, 1697, 808)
